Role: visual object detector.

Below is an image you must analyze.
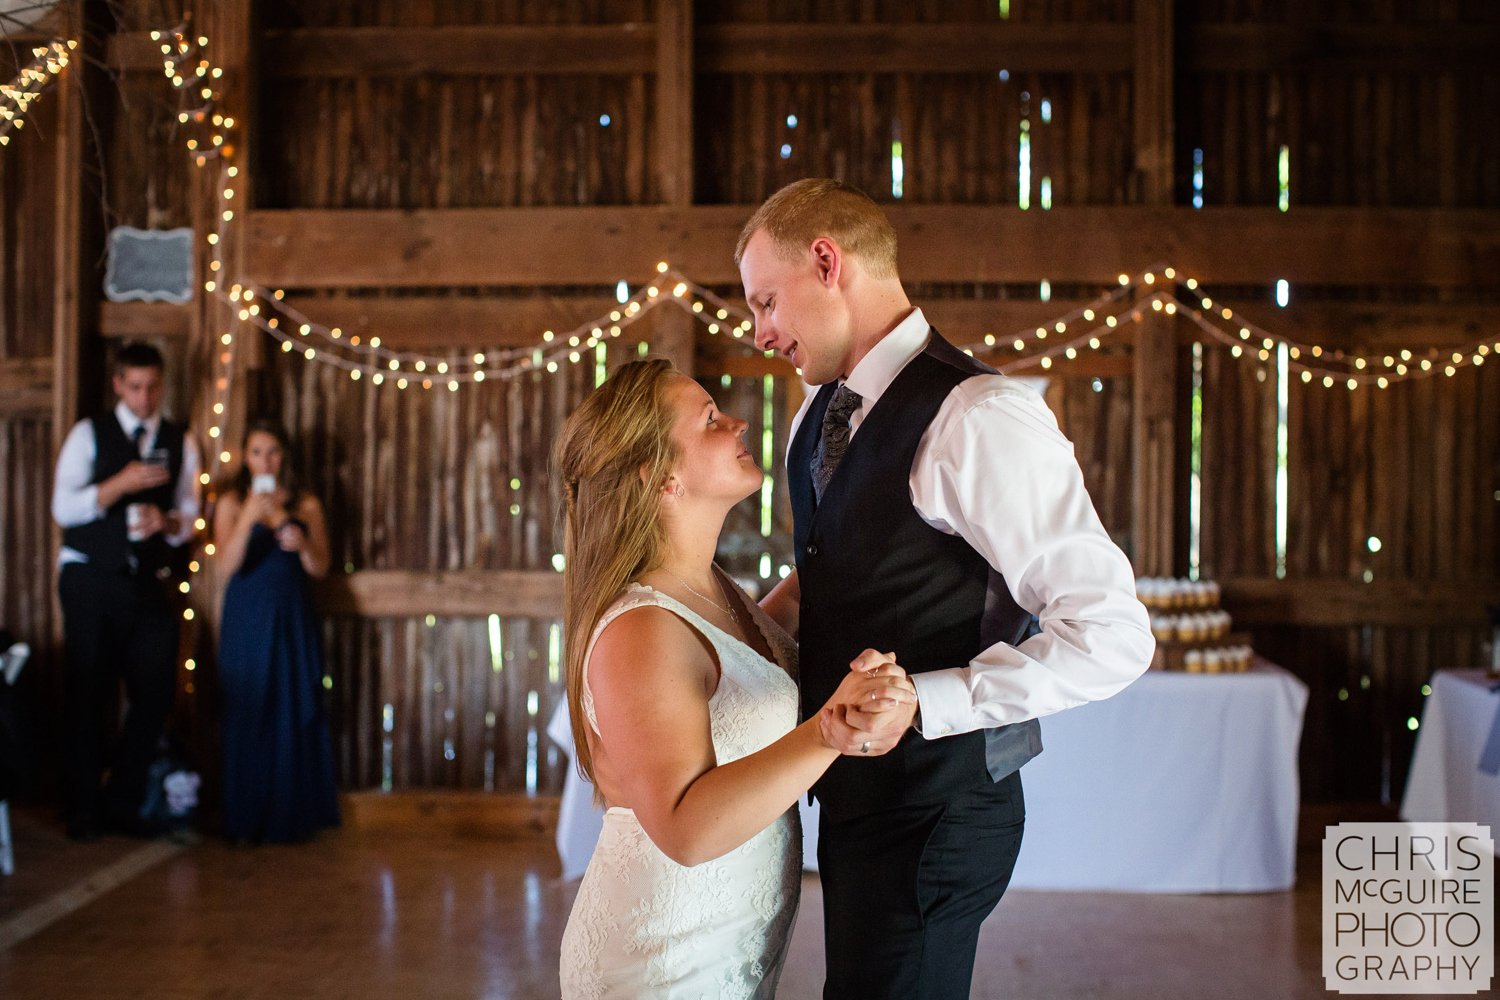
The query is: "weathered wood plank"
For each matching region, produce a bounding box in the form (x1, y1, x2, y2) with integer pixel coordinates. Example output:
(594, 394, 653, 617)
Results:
(700, 22, 1132, 74)
(0, 358, 53, 417)
(98, 301, 193, 339)
(1189, 24, 1500, 73)
(655, 0, 693, 205)
(316, 569, 564, 618)
(1224, 577, 1500, 628)
(1133, 0, 1174, 205)
(249, 27, 653, 77)
(242, 206, 1500, 289)
(316, 570, 1500, 629)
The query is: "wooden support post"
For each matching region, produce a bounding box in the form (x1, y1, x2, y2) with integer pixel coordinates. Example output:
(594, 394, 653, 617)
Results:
(1132, 315, 1177, 576)
(650, 302, 697, 377)
(655, 0, 694, 208)
(49, 2, 89, 643)
(654, 0, 694, 375)
(195, 0, 258, 459)
(188, 0, 255, 627)
(1130, 0, 1180, 576)
(1133, 0, 1175, 206)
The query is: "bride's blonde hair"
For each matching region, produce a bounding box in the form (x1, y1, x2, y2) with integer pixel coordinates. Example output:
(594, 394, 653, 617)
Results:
(552, 358, 682, 785)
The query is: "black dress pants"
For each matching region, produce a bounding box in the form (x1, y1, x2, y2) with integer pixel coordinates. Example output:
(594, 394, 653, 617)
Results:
(817, 771, 1025, 1000)
(59, 563, 178, 834)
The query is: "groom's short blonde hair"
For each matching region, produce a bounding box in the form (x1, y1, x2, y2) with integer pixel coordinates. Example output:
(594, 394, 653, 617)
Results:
(734, 178, 899, 280)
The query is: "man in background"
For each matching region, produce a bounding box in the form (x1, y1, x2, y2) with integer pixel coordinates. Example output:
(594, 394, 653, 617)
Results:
(51, 342, 200, 839)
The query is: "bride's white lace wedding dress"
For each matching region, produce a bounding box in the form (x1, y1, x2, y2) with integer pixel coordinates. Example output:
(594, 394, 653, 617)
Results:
(559, 583, 802, 1000)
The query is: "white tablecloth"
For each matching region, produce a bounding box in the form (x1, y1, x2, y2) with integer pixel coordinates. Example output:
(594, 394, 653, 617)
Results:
(550, 661, 1308, 893)
(1401, 669, 1500, 835)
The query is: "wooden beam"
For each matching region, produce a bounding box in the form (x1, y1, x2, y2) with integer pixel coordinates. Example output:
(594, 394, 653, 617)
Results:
(98, 301, 193, 339)
(115, 22, 1500, 79)
(273, 294, 620, 349)
(315, 569, 564, 619)
(655, 0, 693, 205)
(697, 22, 1133, 74)
(1189, 24, 1500, 73)
(1211, 302, 1500, 352)
(341, 790, 559, 838)
(242, 206, 1500, 290)
(988, 354, 1135, 379)
(1223, 578, 1500, 629)
(0, 358, 54, 417)
(258, 26, 657, 77)
(241, 296, 1500, 357)
(162, 23, 1132, 78)
(696, 353, 798, 381)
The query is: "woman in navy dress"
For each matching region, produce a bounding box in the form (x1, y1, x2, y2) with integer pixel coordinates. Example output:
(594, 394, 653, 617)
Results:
(213, 421, 339, 843)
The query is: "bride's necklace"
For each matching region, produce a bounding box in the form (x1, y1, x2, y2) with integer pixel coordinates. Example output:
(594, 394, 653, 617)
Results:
(670, 570, 735, 619)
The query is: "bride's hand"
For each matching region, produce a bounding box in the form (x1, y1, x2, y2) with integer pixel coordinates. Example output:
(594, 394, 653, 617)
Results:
(817, 650, 917, 755)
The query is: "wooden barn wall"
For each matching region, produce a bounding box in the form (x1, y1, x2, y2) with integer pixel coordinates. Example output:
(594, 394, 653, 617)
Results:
(1183, 0, 1500, 801)
(10, 0, 1493, 806)
(0, 45, 63, 746)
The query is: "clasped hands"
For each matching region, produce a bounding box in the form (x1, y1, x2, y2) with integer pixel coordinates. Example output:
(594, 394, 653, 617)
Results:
(817, 649, 919, 757)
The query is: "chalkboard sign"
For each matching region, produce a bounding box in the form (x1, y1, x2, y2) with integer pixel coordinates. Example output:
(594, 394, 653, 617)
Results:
(104, 227, 194, 304)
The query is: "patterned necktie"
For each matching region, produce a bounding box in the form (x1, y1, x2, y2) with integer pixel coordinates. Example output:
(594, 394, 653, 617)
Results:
(811, 384, 862, 503)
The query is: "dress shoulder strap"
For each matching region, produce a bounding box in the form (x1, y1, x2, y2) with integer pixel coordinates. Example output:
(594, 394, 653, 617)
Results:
(579, 585, 718, 734)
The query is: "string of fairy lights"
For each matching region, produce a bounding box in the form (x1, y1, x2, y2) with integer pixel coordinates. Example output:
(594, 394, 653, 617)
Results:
(222, 262, 756, 389)
(231, 261, 1496, 393)
(146, 22, 240, 679)
(0, 38, 75, 147)
(956, 265, 1496, 389)
(150, 23, 240, 490)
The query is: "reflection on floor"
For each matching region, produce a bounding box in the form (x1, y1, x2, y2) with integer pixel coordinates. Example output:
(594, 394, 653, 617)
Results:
(1, 803, 1355, 999)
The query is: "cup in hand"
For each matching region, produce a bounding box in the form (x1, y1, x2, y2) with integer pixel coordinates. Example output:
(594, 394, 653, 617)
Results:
(251, 473, 278, 495)
(143, 447, 170, 470)
(126, 502, 149, 542)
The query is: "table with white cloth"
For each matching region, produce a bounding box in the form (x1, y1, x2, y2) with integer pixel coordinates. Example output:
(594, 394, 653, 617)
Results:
(1400, 668, 1500, 836)
(549, 660, 1308, 893)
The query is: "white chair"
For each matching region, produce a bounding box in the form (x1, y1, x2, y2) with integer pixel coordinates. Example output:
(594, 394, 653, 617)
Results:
(0, 640, 30, 876)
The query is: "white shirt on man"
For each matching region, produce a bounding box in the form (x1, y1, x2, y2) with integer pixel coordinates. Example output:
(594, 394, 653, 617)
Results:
(787, 307, 1154, 740)
(52, 400, 202, 566)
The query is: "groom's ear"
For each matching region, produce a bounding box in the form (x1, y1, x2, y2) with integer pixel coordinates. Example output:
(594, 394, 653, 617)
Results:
(810, 237, 841, 288)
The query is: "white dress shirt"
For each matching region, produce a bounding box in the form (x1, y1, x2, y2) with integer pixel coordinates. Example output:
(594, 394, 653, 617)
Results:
(788, 308, 1155, 739)
(52, 400, 202, 566)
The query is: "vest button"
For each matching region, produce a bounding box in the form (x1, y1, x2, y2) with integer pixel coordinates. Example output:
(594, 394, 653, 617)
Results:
(806, 543, 818, 557)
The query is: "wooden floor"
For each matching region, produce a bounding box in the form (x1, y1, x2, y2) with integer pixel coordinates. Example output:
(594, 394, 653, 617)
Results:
(0, 802, 1410, 999)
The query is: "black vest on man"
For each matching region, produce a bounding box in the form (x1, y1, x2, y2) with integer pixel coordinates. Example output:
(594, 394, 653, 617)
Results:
(789, 330, 1042, 821)
(62, 413, 186, 578)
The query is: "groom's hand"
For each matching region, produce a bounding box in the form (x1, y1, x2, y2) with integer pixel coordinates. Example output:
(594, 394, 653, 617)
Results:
(819, 650, 919, 756)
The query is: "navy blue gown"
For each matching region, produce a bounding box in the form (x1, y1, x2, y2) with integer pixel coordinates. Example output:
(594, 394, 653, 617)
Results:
(219, 521, 339, 842)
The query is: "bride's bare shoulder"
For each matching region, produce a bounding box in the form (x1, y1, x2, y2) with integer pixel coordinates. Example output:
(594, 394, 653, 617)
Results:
(589, 601, 719, 696)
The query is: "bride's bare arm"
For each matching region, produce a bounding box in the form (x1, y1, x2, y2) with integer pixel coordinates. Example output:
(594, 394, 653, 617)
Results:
(587, 605, 910, 867)
(758, 570, 800, 639)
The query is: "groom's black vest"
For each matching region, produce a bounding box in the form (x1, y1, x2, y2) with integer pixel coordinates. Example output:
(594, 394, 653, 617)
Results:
(790, 331, 1042, 821)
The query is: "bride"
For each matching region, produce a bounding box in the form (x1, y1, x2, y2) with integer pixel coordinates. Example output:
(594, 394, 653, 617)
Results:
(555, 359, 914, 999)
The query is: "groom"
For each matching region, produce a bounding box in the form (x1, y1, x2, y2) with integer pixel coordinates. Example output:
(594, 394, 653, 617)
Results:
(737, 179, 1155, 999)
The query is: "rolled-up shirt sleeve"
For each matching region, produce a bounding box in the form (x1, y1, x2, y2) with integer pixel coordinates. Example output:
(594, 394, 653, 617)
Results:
(51, 419, 104, 528)
(907, 380, 1155, 737)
